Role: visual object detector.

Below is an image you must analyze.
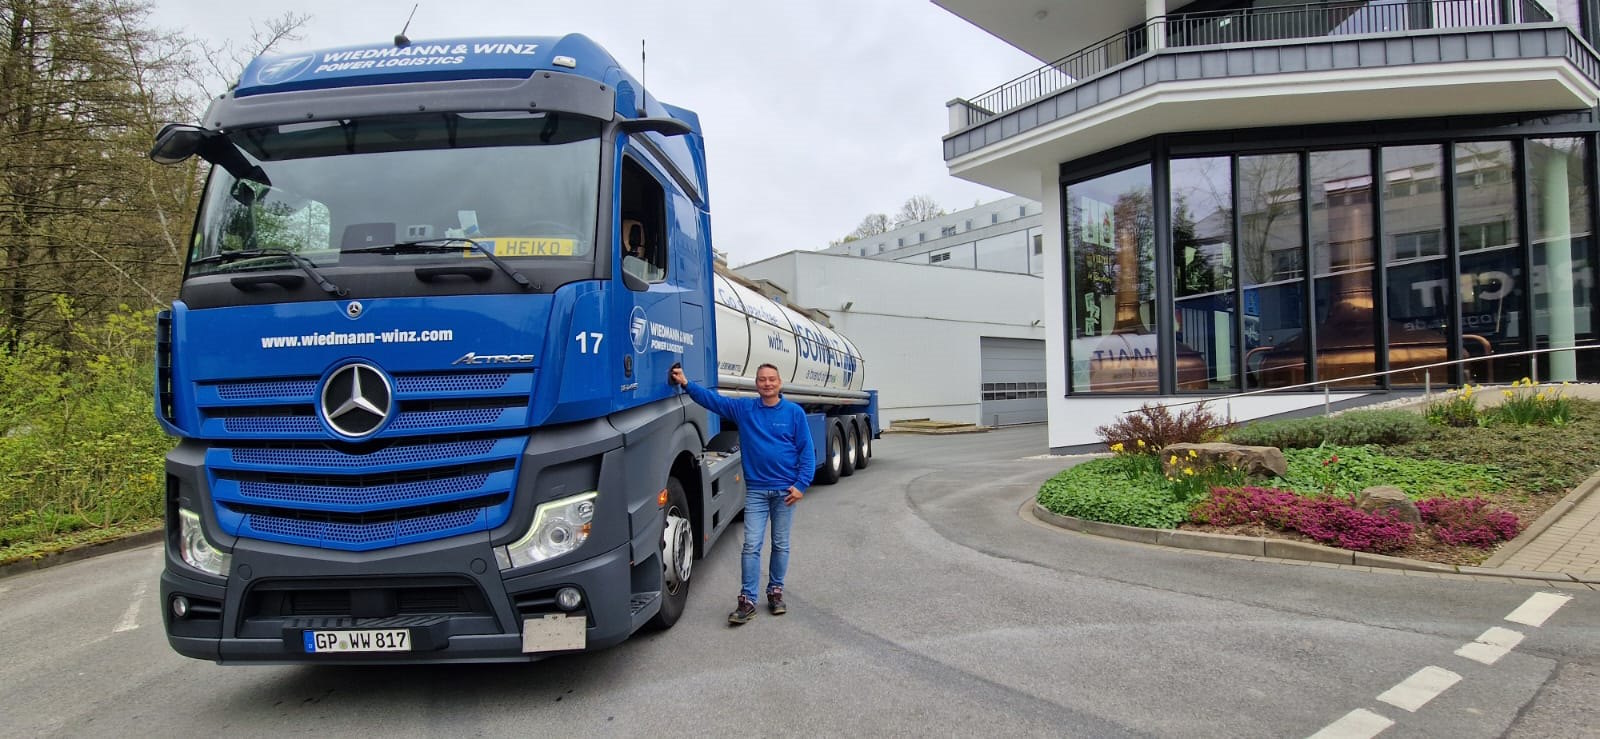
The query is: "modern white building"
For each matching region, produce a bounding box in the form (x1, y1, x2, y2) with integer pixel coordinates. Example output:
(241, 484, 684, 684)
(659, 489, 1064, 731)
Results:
(819, 195, 1047, 275)
(735, 251, 1046, 427)
(938, 0, 1600, 451)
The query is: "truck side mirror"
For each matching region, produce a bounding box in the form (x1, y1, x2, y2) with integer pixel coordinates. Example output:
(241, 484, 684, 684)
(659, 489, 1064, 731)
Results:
(148, 123, 211, 165)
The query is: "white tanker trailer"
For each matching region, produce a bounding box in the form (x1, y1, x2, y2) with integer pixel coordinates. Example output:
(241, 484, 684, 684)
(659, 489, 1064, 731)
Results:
(707, 270, 877, 484)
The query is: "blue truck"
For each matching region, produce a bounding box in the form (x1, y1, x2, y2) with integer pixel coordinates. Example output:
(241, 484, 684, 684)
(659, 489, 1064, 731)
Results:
(146, 34, 879, 664)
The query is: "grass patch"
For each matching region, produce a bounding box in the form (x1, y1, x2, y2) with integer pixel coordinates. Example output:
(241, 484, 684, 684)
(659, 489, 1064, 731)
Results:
(0, 517, 160, 567)
(1389, 399, 1600, 495)
(1279, 445, 1504, 498)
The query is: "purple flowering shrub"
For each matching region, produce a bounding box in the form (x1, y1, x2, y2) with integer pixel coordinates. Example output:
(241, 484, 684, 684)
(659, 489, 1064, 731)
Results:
(1190, 486, 1415, 553)
(1292, 498, 1415, 553)
(1418, 497, 1522, 548)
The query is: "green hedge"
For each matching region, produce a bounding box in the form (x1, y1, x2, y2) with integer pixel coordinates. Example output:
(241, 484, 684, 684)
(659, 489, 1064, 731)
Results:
(1221, 409, 1435, 449)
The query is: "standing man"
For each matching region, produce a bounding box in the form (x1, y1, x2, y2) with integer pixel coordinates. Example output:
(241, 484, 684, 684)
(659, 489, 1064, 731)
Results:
(669, 362, 814, 625)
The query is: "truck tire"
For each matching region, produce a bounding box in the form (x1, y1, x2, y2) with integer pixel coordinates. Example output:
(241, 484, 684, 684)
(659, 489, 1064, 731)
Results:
(852, 418, 870, 470)
(646, 478, 693, 630)
(815, 425, 842, 485)
(840, 424, 858, 477)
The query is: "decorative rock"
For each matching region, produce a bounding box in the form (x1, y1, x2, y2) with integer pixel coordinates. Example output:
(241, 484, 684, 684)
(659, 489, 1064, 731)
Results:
(1356, 485, 1421, 525)
(1161, 442, 1288, 478)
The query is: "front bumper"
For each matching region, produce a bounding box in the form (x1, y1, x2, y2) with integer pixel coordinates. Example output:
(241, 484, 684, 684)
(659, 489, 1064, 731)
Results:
(161, 534, 638, 665)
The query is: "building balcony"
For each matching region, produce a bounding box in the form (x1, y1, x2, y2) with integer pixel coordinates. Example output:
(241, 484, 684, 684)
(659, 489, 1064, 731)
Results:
(944, 0, 1600, 195)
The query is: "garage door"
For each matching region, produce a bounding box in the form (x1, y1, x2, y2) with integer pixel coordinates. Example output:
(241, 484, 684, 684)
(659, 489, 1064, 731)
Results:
(979, 337, 1046, 427)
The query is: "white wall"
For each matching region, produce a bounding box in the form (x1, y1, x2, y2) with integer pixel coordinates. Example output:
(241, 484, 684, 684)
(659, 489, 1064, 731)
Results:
(735, 252, 1045, 425)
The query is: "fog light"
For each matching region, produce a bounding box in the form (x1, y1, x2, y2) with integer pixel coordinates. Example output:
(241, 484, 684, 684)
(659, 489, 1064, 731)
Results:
(171, 595, 190, 618)
(556, 587, 583, 611)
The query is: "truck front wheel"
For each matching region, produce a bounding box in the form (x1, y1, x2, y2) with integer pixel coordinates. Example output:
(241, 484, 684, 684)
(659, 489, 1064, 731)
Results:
(646, 478, 693, 630)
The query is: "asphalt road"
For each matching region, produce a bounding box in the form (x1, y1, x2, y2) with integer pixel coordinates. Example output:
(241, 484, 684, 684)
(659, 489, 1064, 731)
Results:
(2, 425, 1596, 738)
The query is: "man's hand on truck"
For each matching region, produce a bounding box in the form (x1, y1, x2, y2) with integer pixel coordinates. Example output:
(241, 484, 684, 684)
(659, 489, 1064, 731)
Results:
(668, 363, 686, 388)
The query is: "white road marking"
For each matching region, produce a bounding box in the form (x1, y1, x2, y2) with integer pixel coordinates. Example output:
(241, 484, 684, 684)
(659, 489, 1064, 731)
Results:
(112, 580, 148, 633)
(1455, 627, 1525, 665)
(1376, 666, 1461, 712)
(1307, 708, 1394, 739)
(1504, 592, 1572, 627)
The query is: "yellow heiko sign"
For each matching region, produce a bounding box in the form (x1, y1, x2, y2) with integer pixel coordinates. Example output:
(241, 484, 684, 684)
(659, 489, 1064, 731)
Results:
(466, 237, 577, 258)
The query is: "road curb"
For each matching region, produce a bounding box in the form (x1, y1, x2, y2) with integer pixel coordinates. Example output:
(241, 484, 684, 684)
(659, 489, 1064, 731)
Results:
(0, 528, 162, 580)
(1480, 467, 1600, 569)
(1028, 502, 1580, 583)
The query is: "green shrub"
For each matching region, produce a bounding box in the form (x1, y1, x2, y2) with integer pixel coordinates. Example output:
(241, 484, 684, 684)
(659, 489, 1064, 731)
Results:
(1036, 456, 1204, 529)
(1280, 445, 1502, 498)
(1487, 378, 1572, 427)
(1223, 409, 1435, 449)
(0, 307, 169, 543)
(1095, 402, 1227, 451)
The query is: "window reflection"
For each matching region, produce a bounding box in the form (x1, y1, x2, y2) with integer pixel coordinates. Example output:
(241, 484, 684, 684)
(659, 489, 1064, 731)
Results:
(1068, 165, 1159, 393)
(1238, 153, 1305, 388)
(1383, 144, 1450, 385)
(1456, 141, 1523, 382)
(1171, 157, 1238, 391)
(1311, 150, 1378, 387)
(1530, 137, 1595, 381)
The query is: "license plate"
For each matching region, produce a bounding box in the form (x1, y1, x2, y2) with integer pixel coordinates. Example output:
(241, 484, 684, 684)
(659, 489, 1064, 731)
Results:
(303, 629, 410, 653)
(521, 613, 585, 653)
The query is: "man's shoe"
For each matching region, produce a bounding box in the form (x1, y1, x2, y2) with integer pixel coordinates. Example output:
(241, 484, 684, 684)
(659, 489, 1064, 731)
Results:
(728, 596, 756, 625)
(767, 587, 787, 615)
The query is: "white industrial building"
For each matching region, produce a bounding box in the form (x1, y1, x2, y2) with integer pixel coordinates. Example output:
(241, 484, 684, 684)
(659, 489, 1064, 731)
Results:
(734, 250, 1046, 427)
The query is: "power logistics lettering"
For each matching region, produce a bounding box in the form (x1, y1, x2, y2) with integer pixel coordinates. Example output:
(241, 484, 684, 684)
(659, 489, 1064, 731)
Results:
(260, 328, 454, 349)
(649, 323, 695, 354)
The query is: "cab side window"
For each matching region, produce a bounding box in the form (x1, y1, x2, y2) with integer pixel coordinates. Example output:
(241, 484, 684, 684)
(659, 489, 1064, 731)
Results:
(619, 156, 668, 286)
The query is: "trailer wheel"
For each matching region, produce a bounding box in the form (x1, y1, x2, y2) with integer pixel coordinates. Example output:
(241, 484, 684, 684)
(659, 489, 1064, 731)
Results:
(646, 478, 693, 630)
(840, 424, 858, 477)
(852, 418, 870, 470)
(815, 425, 842, 485)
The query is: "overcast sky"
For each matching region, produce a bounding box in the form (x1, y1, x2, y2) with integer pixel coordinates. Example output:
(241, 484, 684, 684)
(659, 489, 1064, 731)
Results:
(144, 0, 1040, 267)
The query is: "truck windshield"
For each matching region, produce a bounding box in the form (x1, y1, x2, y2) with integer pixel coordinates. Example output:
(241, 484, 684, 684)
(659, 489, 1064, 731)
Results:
(189, 112, 601, 280)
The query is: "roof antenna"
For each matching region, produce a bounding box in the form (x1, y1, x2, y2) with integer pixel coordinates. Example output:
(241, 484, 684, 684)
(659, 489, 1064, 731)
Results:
(638, 39, 648, 117)
(394, 4, 418, 48)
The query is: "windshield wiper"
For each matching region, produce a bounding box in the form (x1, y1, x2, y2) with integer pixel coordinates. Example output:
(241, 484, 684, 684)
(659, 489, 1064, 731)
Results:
(190, 249, 346, 296)
(344, 238, 532, 289)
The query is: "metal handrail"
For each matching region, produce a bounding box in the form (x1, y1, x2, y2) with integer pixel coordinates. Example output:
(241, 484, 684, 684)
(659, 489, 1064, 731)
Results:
(1147, 342, 1600, 416)
(959, 0, 1563, 128)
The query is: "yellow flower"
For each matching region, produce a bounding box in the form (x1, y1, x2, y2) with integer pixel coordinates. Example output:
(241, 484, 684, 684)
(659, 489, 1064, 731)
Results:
(1187, 449, 1198, 458)
(1110, 442, 1125, 453)
(1136, 439, 1146, 448)
(1503, 390, 1514, 398)
(1183, 467, 1195, 476)
(1169, 454, 1179, 465)
(1520, 376, 1533, 386)
(1536, 393, 1546, 402)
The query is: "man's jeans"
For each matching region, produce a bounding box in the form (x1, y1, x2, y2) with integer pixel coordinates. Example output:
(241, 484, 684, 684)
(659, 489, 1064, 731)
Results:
(741, 489, 793, 602)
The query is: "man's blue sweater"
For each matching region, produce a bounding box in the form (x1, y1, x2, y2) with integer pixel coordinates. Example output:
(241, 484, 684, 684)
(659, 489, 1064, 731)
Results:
(683, 382, 815, 492)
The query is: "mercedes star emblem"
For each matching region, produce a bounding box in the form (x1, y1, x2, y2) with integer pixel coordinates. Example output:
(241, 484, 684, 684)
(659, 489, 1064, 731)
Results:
(320, 363, 392, 438)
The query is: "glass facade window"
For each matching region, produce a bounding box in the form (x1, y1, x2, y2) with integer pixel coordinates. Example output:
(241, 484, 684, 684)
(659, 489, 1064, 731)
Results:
(1456, 140, 1525, 382)
(1064, 128, 1600, 396)
(1382, 144, 1449, 385)
(1311, 149, 1378, 386)
(1239, 152, 1306, 388)
(1530, 137, 1595, 381)
(1068, 164, 1157, 393)
(1171, 157, 1238, 390)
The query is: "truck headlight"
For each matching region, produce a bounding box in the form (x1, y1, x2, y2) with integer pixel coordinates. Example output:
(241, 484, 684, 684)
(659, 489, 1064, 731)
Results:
(497, 492, 597, 570)
(178, 507, 231, 577)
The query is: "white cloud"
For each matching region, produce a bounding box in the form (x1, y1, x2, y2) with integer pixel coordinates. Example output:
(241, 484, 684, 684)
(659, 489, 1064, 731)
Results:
(146, 0, 1038, 265)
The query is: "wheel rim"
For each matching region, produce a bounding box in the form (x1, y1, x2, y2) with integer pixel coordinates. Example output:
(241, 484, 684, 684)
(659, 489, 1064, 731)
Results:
(661, 505, 693, 594)
(846, 431, 858, 467)
(829, 434, 842, 474)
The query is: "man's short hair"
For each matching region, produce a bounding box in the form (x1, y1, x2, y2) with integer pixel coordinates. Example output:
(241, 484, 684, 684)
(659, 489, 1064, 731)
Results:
(756, 363, 781, 377)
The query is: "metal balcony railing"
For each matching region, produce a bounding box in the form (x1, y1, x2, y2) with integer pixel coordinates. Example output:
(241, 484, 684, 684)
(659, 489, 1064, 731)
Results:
(955, 0, 1561, 130)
